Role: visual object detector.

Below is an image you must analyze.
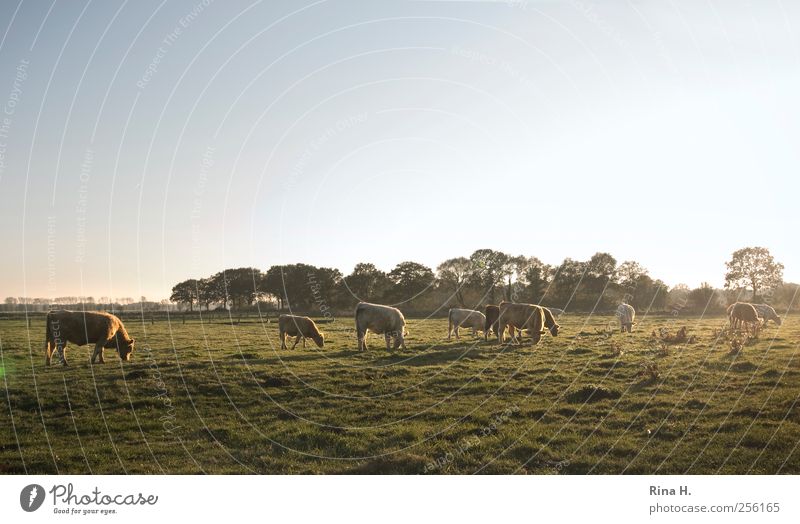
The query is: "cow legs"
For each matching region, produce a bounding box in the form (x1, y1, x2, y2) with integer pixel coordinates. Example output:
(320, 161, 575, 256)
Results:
(57, 343, 68, 366)
(447, 320, 452, 340)
(45, 340, 53, 366)
(279, 329, 287, 350)
(454, 325, 460, 340)
(385, 333, 392, 350)
(290, 335, 301, 350)
(357, 329, 367, 351)
(91, 341, 106, 364)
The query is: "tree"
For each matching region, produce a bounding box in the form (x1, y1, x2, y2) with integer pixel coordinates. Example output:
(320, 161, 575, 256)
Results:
(549, 258, 586, 308)
(436, 257, 472, 306)
(616, 261, 648, 289)
(688, 282, 722, 312)
(467, 249, 509, 303)
(386, 261, 434, 304)
(197, 277, 216, 311)
(220, 268, 263, 309)
(520, 257, 550, 304)
(724, 247, 784, 302)
(170, 279, 199, 311)
(343, 263, 389, 304)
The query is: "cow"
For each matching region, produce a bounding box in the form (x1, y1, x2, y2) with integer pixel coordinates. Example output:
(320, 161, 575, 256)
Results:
(44, 310, 134, 366)
(484, 305, 500, 341)
(355, 302, 407, 351)
(447, 308, 486, 340)
(484, 304, 522, 341)
(497, 301, 546, 345)
(753, 303, 782, 327)
(728, 302, 762, 335)
(278, 314, 324, 349)
(616, 303, 636, 333)
(503, 305, 561, 342)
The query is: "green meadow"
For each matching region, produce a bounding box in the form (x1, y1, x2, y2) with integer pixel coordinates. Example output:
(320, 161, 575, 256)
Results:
(1, 313, 798, 474)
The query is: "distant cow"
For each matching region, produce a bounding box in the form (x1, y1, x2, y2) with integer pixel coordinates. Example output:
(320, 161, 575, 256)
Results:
(497, 301, 546, 345)
(753, 304, 782, 326)
(728, 302, 762, 335)
(355, 302, 407, 351)
(447, 308, 486, 340)
(278, 314, 324, 349)
(616, 303, 636, 333)
(45, 310, 134, 366)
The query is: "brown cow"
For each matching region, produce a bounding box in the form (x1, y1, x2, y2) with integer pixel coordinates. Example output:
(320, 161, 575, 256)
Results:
(484, 305, 500, 341)
(484, 304, 523, 341)
(45, 310, 134, 366)
(278, 314, 324, 349)
(508, 306, 561, 342)
(728, 302, 762, 335)
(497, 302, 546, 345)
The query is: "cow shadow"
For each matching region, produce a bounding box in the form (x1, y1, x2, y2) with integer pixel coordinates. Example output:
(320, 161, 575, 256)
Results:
(370, 343, 506, 367)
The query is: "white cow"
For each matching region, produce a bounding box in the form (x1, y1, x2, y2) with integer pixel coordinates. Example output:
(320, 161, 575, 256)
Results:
(447, 308, 486, 340)
(753, 304, 782, 326)
(355, 302, 407, 351)
(616, 303, 636, 333)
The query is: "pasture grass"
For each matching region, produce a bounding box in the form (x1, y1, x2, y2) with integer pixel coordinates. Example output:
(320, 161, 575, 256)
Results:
(0, 313, 798, 474)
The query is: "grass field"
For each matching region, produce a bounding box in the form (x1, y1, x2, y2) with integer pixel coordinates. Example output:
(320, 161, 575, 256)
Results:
(1, 313, 798, 474)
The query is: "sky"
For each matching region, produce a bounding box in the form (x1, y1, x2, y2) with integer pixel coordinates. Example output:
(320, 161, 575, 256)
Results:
(0, 0, 798, 300)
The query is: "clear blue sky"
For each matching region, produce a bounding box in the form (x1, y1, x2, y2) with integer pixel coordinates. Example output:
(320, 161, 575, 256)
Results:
(0, 0, 797, 300)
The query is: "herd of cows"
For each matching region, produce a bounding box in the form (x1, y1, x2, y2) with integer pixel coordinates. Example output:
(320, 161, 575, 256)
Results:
(40, 300, 783, 366)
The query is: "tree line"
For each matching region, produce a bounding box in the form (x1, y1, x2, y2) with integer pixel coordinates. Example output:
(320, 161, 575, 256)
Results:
(164, 247, 792, 315)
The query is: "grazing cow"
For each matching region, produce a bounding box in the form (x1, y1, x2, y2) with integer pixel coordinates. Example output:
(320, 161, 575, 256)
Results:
(753, 304, 782, 326)
(542, 307, 561, 337)
(448, 308, 486, 340)
(45, 310, 134, 366)
(616, 303, 636, 333)
(513, 306, 561, 342)
(728, 302, 762, 335)
(497, 301, 546, 345)
(355, 302, 407, 351)
(278, 314, 324, 349)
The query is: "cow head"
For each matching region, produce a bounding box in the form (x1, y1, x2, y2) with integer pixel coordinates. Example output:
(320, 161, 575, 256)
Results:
(548, 323, 561, 337)
(311, 332, 324, 348)
(118, 338, 134, 361)
(775, 317, 783, 326)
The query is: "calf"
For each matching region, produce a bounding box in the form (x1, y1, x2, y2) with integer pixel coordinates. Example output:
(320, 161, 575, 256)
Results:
(278, 314, 324, 349)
